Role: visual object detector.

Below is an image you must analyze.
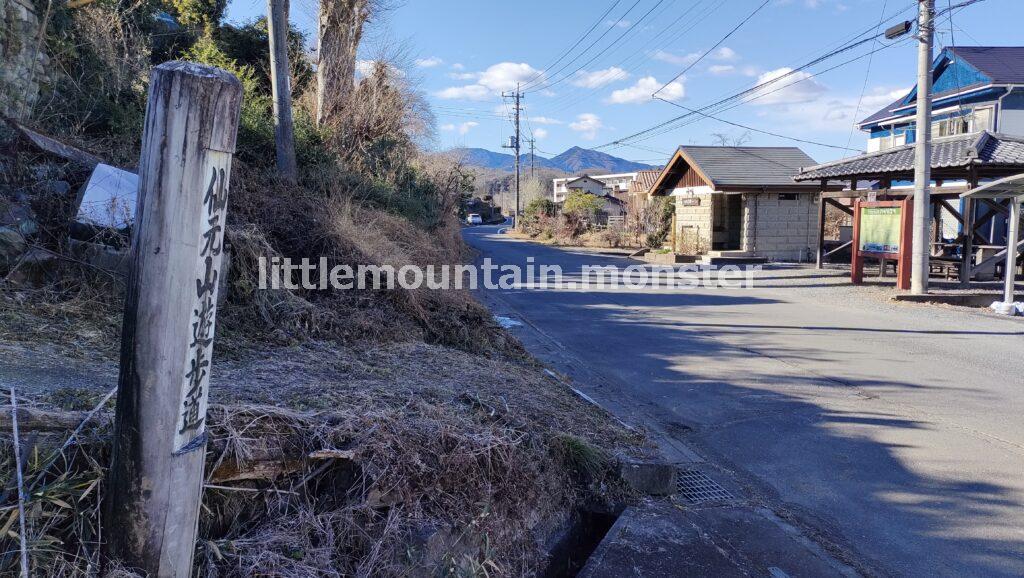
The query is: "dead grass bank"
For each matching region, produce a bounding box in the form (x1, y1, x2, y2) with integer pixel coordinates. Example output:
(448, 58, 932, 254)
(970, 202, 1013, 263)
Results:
(0, 339, 648, 576)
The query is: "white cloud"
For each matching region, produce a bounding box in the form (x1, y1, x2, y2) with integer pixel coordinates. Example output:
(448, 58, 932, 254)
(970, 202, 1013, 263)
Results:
(477, 62, 542, 91)
(708, 65, 735, 76)
(748, 67, 827, 105)
(569, 113, 603, 140)
(435, 61, 542, 101)
(534, 128, 549, 140)
(440, 121, 479, 135)
(712, 47, 738, 61)
(572, 67, 629, 89)
(451, 62, 465, 70)
(415, 56, 443, 68)
(608, 76, 685, 104)
(652, 50, 700, 67)
(754, 86, 910, 134)
(435, 84, 491, 100)
(530, 116, 563, 125)
(607, 19, 632, 28)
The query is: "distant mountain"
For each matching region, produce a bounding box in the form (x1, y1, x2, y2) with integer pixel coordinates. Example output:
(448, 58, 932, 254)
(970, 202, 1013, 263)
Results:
(548, 146, 654, 174)
(452, 148, 516, 170)
(452, 146, 654, 174)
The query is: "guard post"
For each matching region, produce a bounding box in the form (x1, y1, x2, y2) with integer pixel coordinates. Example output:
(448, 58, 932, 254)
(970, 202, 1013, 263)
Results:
(103, 62, 242, 576)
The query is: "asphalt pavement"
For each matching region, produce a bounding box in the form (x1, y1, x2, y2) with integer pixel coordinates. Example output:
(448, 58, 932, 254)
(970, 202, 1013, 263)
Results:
(464, 223, 1024, 578)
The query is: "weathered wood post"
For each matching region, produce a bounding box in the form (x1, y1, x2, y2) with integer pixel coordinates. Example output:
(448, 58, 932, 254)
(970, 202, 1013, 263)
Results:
(103, 61, 242, 576)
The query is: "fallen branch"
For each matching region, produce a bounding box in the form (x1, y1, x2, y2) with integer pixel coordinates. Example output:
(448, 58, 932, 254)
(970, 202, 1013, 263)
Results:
(0, 405, 110, 432)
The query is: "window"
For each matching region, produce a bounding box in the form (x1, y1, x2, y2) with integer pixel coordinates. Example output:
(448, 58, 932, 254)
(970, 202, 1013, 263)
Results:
(869, 131, 907, 152)
(931, 106, 995, 138)
(779, 193, 798, 201)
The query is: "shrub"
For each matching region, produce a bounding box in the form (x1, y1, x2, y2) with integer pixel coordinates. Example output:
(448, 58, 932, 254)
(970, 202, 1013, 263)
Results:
(521, 198, 556, 234)
(645, 197, 675, 249)
(561, 192, 603, 239)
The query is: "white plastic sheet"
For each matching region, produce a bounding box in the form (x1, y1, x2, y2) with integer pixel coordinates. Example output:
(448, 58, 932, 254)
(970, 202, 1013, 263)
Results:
(77, 164, 139, 228)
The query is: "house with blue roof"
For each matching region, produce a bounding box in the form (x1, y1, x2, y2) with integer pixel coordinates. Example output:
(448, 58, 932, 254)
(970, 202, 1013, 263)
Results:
(859, 46, 1024, 152)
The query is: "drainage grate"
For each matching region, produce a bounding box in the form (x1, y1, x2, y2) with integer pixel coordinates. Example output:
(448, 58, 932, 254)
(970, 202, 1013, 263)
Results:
(676, 469, 734, 504)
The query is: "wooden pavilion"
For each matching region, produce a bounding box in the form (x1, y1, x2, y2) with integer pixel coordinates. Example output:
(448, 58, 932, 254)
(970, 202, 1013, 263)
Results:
(794, 130, 1024, 284)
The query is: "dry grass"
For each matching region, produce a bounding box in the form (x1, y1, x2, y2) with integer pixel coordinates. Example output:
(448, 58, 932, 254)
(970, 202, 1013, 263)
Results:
(0, 27, 644, 574)
(0, 340, 648, 576)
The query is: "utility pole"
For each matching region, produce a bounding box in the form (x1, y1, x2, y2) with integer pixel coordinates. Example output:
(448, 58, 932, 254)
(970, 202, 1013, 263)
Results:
(104, 62, 241, 577)
(267, 0, 297, 184)
(502, 85, 523, 225)
(527, 137, 536, 180)
(911, 0, 934, 294)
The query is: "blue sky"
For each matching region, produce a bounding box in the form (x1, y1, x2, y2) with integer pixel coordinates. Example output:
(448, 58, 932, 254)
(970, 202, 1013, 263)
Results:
(225, 0, 1021, 164)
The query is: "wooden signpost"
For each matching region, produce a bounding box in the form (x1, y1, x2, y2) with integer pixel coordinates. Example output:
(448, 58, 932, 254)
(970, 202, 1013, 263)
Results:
(103, 61, 242, 576)
(851, 198, 914, 290)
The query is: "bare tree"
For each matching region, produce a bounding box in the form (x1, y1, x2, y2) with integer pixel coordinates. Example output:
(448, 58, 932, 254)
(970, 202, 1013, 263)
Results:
(317, 0, 371, 126)
(710, 131, 751, 146)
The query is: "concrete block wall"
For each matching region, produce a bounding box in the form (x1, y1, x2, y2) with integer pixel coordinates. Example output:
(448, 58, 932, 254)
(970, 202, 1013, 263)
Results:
(742, 192, 819, 262)
(674, 191, 714, 255)
(1, 0, 48, 120)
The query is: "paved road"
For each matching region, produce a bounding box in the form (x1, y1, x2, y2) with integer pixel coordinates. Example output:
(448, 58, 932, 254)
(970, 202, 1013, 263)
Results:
(464, 224, 1024, 578)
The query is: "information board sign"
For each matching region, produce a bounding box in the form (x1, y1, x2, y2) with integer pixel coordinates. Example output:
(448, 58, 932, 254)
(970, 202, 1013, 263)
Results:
(851, 199, 913, 290)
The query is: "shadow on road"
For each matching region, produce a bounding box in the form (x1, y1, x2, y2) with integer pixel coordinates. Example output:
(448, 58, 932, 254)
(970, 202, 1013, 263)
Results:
(465, 227, 1024, 577)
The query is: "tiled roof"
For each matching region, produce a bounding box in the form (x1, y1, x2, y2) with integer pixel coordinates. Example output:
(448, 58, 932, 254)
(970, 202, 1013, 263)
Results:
(630, 168, 663, 193)
(794, 131, 1024, 181)
(955, 46, 1024, 84)
(679, 146, 819, 188)
(860, 47, 1024, 126)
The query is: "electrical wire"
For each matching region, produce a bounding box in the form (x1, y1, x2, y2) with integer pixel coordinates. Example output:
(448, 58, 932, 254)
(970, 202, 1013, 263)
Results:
(522, 0, 641, 91)
(595, 22, 917, 151)
(653, 96, 865, 152)
(652, 0, 772, 98)
(845, 0, 890, 151)
(537, 0, 721, 115)
(525, 0, 666, 94)
(519, 0, 624, 90)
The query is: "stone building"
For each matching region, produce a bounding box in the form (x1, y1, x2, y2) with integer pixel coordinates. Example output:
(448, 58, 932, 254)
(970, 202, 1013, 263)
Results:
(648, 146, 828, 262)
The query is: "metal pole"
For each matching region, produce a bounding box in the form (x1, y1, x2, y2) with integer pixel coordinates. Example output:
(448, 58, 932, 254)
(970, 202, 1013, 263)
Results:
(911, 0, 934, 294)
(1005, 196, 1021, 306)
(268, 0, 298, 184)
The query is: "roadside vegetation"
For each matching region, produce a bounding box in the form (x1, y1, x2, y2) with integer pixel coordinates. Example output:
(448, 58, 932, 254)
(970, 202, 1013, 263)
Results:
(515, 192, 674, 251)
(0, 1, 648, 575)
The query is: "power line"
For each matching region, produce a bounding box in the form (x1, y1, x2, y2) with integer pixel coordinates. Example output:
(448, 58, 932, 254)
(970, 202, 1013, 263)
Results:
(593, 1, 922, 149)
(538, 0, 721, 115)
(614, 38, 915, 151)
(520, 0, 624, 90)
(652, 0, 772, 98)
(597, 24, 915, 150)
(522, 0, 642, 91)
(653, 96, 865, 152)
(845, 0, 890, 152)
(525, 0, 662, 94)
